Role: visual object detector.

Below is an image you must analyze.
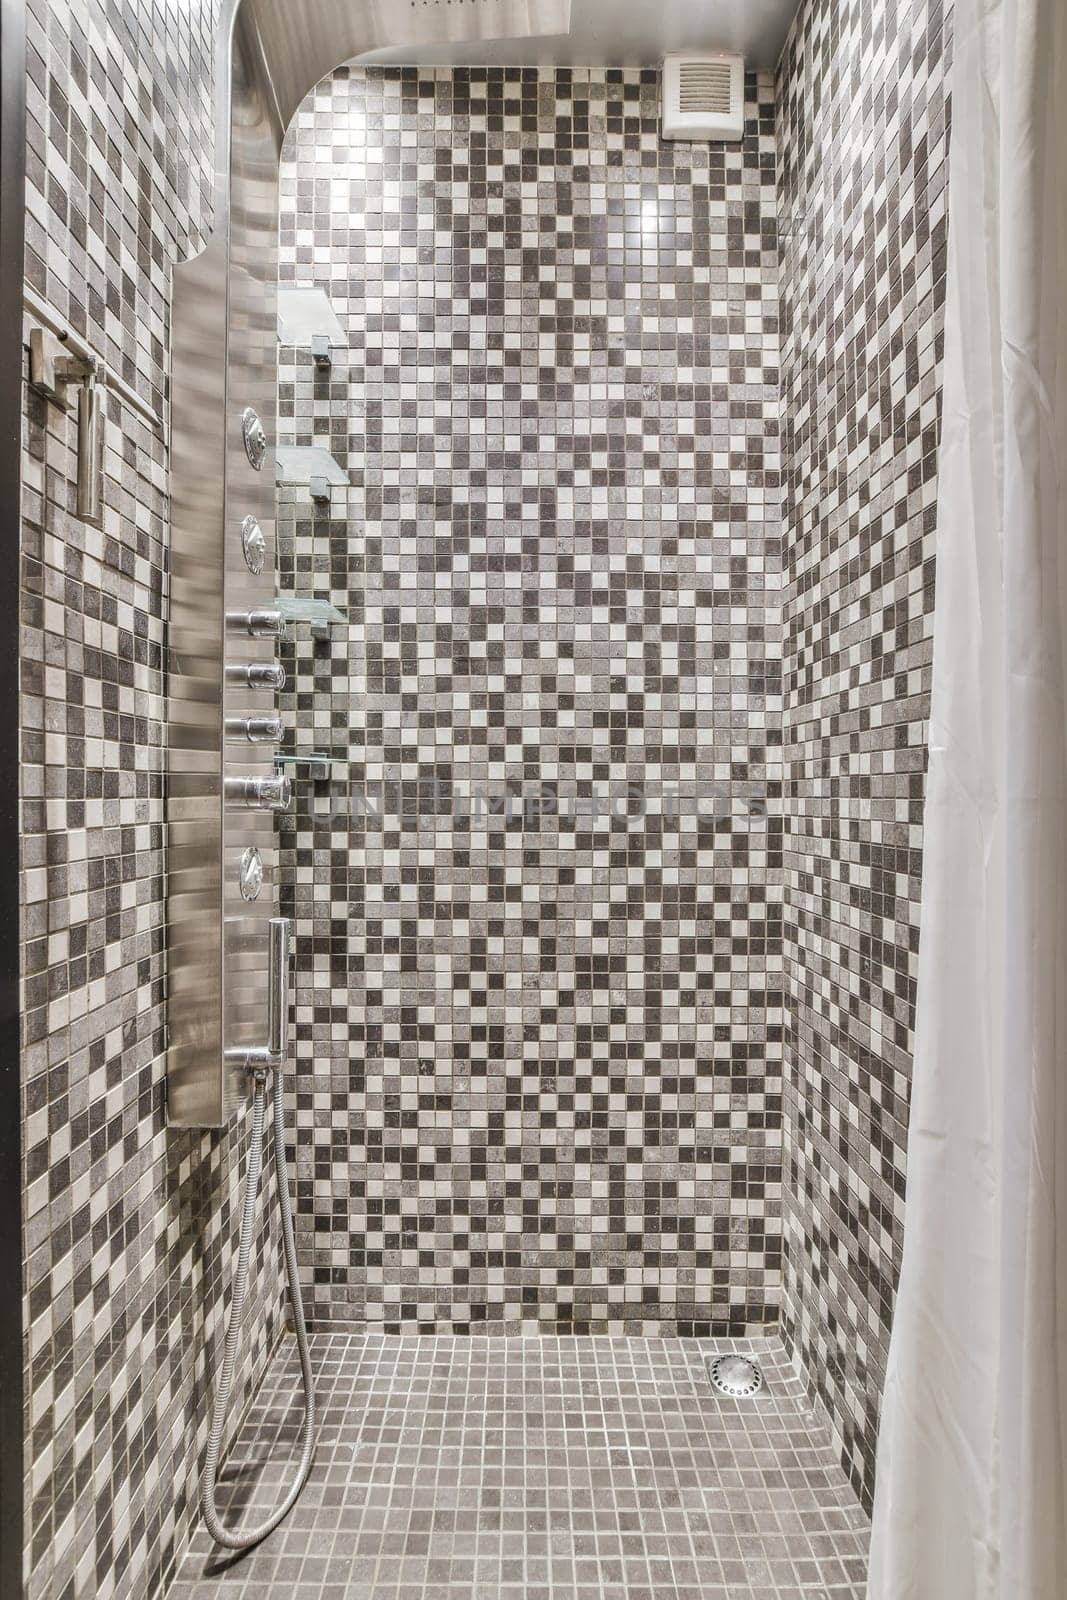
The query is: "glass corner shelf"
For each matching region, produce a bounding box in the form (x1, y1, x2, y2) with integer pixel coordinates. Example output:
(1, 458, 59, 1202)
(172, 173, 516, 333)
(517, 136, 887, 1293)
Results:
(273, 752, 337, 782)
(275, 594, 346, 638)
(277, 286, 346, 353)
(274, 445, 348, 492)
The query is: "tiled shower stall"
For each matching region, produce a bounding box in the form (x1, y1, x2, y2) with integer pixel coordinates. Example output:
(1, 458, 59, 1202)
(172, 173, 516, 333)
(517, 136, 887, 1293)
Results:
(18, 0, 949, 1596)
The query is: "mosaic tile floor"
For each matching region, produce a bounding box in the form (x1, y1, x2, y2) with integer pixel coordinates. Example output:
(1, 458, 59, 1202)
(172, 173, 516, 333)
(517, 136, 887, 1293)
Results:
(172, 1334, 869, 1600)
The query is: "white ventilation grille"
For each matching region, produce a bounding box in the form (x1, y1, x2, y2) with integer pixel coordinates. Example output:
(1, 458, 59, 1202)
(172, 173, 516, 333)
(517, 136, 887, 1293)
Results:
(662, 53, 745, 142)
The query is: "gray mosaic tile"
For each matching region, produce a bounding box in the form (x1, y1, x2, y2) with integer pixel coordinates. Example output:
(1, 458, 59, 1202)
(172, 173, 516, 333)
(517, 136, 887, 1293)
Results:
(777, 0, 951, 1512)
(174, 1332, 869, 1600)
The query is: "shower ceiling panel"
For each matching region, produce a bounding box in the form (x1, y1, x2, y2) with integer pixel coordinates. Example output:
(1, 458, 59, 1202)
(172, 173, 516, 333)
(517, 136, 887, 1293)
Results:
(360, 0, 800, 70)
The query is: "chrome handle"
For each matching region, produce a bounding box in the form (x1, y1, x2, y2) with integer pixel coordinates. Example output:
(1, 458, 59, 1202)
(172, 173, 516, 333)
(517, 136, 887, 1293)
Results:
(242, 407, 268, 470)
(224, 916, 292, 1076)
(226, 714, 285, 743)
(76, 375, 105, 526)
(267, 916, 292, 1060)
(225, 773, 292, 810)
(226, 660, 286, 690)
(227, 607, 284, 638)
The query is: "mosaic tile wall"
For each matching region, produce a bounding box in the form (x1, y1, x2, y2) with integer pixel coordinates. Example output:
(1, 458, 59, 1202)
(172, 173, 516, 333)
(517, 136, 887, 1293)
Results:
(275, 65, 784, 1336)
(776, 0, 950, 1511)
(19, 3, 286, 1598)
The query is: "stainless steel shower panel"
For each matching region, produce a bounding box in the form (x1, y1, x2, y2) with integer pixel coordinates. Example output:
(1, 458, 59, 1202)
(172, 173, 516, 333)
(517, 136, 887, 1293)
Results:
(166, 4, 285, 1125)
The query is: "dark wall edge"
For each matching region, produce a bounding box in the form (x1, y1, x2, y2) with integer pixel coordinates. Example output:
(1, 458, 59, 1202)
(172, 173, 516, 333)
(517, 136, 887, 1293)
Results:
(0, 0, 25, 1592)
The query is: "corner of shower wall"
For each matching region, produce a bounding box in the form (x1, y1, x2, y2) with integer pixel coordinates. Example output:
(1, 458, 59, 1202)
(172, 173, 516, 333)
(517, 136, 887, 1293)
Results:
(775, 0, 951, 1514)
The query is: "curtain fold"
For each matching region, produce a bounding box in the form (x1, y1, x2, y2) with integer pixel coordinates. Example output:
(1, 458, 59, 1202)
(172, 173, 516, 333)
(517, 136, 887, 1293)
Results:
(865, 0, 1067, 1596)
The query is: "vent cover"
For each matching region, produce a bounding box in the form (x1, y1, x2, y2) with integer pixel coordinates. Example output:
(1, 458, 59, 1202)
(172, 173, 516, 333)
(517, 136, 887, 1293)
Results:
(662, 53, 745, 142)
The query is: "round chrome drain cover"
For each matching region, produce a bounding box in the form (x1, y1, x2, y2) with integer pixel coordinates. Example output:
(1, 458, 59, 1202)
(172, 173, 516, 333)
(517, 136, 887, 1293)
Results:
(707, 1354, 763, 1398)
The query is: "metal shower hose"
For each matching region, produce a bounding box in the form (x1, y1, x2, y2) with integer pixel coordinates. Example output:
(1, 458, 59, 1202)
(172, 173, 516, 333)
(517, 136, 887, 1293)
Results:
(200, 1072, 316, 1548)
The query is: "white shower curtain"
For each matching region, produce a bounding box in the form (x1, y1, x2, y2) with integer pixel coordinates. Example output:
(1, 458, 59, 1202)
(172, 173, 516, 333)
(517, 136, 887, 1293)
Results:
(865, 0, 1067, 1596)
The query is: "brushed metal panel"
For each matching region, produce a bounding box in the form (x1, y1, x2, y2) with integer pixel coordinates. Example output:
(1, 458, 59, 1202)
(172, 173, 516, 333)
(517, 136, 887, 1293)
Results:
(167, 3, 281, 1127)
(167, 226, 226, 1125)
(222, 13, 282, 1091)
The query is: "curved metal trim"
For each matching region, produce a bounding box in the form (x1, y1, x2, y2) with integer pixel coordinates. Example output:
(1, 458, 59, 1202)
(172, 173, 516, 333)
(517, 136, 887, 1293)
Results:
(236, 0, 571, 148)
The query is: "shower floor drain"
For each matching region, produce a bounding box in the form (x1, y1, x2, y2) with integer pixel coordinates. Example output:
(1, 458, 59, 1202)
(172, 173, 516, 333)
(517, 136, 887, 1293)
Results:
(706, 1353, 764, 1398)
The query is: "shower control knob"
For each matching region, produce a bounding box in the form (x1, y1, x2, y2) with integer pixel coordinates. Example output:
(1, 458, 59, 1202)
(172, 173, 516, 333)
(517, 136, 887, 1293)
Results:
(225, 774, 292, 811)
(227, 608, 284, 638)
(240, 514, 267, 574)
(226, 714, 285, 743)
(241, 407, 268, 470)
(226, 660, 286, 690)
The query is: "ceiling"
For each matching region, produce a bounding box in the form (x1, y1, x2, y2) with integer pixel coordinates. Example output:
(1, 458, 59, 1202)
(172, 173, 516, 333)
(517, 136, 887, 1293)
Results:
(358, 0, 801, 73)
